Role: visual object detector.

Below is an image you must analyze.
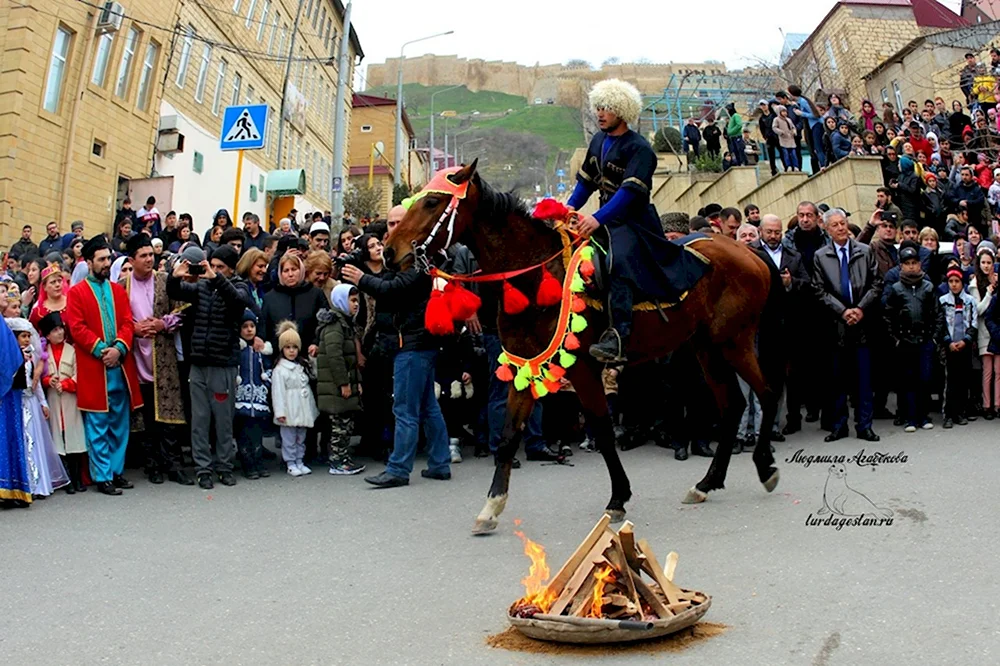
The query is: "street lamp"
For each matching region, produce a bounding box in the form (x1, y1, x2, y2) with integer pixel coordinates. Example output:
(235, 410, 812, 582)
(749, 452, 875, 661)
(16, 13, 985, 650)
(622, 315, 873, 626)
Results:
(395, 30, 454, 186)
(430, 85, 462, 174)
(458, 137, 483, 164)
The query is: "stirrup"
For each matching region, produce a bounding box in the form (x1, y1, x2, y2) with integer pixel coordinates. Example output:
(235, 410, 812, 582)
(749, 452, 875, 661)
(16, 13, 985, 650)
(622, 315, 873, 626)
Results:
(589, 328, 627, 364)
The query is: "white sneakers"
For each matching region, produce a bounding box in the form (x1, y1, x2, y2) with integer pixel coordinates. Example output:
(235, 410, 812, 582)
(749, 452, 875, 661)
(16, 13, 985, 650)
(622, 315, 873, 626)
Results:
(921, 422, 934, 430)
(449, 439, 463, 464)
(298, 463, 312, 475)
(286, 462, 312, 476)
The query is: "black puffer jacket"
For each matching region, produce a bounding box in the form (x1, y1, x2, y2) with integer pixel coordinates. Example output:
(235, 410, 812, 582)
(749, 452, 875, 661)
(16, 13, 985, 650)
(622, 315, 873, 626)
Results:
(167, 273, 252, 366)
(261, 281, 328, 351)
(357, 266, 435, 352)
(883, 275, 943, 345)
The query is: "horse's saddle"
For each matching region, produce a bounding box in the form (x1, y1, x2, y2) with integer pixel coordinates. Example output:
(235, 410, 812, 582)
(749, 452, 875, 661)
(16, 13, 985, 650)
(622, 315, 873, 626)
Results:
(582, 233, 712, 312)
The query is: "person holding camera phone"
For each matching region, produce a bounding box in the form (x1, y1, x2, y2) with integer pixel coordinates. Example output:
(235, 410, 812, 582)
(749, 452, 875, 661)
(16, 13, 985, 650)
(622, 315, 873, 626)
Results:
(166, 245, 252, 490)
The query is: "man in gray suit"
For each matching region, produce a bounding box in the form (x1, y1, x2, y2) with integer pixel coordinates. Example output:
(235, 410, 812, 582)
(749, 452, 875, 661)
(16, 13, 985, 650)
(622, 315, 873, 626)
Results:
(812, 208, 883, 443)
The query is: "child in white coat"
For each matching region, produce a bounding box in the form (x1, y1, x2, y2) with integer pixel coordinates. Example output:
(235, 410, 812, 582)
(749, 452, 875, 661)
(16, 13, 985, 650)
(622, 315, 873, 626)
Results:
(271, 321, 319, 476)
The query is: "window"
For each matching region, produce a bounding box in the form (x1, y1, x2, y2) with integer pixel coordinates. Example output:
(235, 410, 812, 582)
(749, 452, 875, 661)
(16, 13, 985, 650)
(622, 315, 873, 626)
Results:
(212, 59, 227, 115)
(318, 7, 325, 32)
(231, 72, 242, 107)
(92, 139, 106, 158)
(175, 25, 194, 87)
(256, 0, 269, 41)
(305, 0, 314, 25)
(881, 87, 889, 105)
(232, 0, 242, 10)
(277, 23, 287, 58)
(324, 17, 331, 43)
(43, 26, 72, 113)
(296, 134, 303, 168)
(824, 39, 838, 76)
(194, 44, 211, 103)
(91, 32, 114, 87)
(840, 36, 849, 53)
(311, 147, 317, 189)
(361, 124, 372, 133)
(136, 39, 159, 111)
(245, 84, 255, 106)
(267, 11, 280, 54)
(115, 26, 140, 100)
(245, 0, 258, 28)
(193, 151, 204, 173)
(892, 80, 903, 113)
(330, 28, 338, 57)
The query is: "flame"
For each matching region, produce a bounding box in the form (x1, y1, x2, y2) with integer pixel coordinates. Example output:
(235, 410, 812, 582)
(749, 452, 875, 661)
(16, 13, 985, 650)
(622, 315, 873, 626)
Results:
(588, 565, 615, 618)
(513, 530, 558, 612)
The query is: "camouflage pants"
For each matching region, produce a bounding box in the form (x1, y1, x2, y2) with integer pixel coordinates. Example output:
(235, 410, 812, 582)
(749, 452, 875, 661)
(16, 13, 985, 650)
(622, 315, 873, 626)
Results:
(328, 413, 355, 464)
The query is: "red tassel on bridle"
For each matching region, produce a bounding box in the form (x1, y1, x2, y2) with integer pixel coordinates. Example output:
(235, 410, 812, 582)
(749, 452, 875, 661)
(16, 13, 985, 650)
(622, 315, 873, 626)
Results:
(535, 266, 562, 307)
(503, 281, 530, 315)
(424, 289, 455, 335)
(444, 282, 481, 320)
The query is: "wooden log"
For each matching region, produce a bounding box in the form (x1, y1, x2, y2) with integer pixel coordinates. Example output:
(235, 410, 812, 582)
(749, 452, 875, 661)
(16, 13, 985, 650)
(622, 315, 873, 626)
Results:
(664, 551, 678, 582)
(569, 556, 613, 617)
(604, 534, 644, 614)
(543, 514, 611, 600)
(636, 539, 684, 606)
(618, 521, 639, 572)
(632, 573, 671, 619)
(547, 531, 615, 616)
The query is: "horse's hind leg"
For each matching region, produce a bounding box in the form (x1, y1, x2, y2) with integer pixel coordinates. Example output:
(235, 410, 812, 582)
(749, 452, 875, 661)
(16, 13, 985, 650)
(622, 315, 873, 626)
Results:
(722, 339, 780, 492)
(684, 347, 745, 504)
(472, 387, 533, 535)
(571, 361, 632, 523)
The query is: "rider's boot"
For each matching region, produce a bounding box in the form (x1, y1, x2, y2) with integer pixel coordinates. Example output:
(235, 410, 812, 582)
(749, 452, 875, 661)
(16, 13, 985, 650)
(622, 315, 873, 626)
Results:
(590, 281, 632, 364)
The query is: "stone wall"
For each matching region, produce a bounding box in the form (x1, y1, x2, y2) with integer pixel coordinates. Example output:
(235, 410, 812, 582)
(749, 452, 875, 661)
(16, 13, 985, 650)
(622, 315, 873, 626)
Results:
(652, 157, 885, 226)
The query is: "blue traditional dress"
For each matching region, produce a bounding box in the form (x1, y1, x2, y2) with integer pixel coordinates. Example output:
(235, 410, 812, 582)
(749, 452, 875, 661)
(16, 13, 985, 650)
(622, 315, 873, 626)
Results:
(0, 318, 30, 503)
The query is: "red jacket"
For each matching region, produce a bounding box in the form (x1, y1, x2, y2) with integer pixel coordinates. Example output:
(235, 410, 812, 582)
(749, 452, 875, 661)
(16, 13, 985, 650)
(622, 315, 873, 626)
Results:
(64, 278, 142, 412)
(907, 136, 932, 159)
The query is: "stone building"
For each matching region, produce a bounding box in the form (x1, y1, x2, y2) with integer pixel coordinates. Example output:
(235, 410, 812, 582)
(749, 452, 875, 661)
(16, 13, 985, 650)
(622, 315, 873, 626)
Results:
(0, 0, 362, 247)
(782, 0, 967, 111)
(863, 22, 999, 114)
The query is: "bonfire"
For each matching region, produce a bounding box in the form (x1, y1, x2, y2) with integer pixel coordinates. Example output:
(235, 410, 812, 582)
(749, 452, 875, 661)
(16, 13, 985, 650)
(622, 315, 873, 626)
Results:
(507, 515, 711, 644)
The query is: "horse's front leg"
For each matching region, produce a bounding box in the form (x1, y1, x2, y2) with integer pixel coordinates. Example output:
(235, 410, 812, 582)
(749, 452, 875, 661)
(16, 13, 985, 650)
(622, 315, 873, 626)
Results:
(571, 361, 632, 523)
(472, 387, 534, 535)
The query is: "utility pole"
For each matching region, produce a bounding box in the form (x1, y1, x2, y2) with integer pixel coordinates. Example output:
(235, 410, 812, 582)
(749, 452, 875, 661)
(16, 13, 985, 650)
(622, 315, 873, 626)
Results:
(330, 1, 352, 216)
(276, 0, 306, 169)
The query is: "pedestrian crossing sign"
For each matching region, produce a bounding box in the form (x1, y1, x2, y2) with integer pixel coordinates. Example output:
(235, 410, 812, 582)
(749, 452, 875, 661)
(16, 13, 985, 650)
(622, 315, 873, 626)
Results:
(220, 104, 268, 151)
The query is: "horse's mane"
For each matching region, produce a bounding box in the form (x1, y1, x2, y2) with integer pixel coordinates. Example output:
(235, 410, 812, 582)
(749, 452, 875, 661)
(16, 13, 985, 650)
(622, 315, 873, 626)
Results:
(475, 174, 535, 223)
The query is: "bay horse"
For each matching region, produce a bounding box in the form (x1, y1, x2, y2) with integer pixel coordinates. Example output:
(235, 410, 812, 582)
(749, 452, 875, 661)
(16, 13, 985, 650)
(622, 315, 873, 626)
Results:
(383, 161, 783, 534)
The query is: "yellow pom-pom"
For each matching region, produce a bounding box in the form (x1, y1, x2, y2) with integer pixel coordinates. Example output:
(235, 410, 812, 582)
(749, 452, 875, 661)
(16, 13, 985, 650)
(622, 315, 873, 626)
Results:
(570, 313, 587, 334)
(580, 246, 595, 261)
(531, 380, 549, 399)
(559, 350, 577, 368)
(570, 274, 585, 292)
(513, 374, 530, 391)
(498, 352, 509, 366)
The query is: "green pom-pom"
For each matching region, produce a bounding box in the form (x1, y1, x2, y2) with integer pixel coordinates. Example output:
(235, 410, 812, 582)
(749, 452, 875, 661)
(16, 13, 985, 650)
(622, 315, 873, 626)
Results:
(570, 274, 585, 292)
(517, 363, 532, 379)
(559, 350, 576, 368)
(498, 352, 509, 366)
(532, 380, 549, 398)
(513, 374, 530, 391)
(580, 246, 595, 261)
(570, 313, 587, 334)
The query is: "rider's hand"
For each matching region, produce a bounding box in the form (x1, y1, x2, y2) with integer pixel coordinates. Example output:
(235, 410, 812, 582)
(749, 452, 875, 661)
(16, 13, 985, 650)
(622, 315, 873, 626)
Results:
(574, 214, 600, 238)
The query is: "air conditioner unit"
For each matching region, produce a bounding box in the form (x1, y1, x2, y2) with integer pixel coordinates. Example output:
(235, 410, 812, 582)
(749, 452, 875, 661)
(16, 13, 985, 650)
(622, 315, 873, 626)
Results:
(156, 130, 184, 154)
(97, 1, 125, 33)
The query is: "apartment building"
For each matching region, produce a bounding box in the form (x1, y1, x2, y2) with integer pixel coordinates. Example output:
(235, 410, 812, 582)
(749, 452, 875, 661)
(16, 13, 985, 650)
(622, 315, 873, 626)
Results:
(154, 0, 362, 234)
(0, 0, 179, 247)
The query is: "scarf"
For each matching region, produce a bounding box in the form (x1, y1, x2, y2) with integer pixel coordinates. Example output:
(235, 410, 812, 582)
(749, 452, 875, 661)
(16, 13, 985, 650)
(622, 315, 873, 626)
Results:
(899, 271, 925, 286)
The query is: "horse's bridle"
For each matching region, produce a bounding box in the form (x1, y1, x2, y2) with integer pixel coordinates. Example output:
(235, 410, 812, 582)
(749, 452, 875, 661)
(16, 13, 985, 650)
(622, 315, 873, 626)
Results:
(411, 195, 460, 274)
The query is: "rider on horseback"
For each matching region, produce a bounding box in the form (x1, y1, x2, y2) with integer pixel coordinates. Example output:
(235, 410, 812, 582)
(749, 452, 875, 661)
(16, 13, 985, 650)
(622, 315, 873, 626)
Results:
(568, 79, 708, 363)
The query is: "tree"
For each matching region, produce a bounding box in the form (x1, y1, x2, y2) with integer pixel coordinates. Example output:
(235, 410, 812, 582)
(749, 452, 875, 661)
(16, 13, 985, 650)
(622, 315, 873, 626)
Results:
(601, 56, 620, 67)
(392, 182, 412, 206)
(343, 185, 383, 218)
(566, 59, 591, 69)
(653, 127, 683, 154)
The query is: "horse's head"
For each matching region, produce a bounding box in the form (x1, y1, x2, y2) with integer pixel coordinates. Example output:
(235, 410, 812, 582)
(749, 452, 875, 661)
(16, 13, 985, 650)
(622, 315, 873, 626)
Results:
(383, 160, 480, 271)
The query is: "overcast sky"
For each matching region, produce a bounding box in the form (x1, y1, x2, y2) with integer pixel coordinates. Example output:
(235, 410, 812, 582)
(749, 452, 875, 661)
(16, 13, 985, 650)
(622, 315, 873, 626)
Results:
(350, 0, 965, 85)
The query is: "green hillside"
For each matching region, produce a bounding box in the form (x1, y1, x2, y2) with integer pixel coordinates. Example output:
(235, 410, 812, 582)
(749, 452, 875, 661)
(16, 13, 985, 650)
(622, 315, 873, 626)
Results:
(364, 83, 585, 194)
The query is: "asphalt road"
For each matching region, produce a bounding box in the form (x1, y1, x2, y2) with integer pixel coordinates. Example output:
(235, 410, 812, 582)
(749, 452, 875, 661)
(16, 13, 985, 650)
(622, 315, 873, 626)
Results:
(1, 421, 997, 665)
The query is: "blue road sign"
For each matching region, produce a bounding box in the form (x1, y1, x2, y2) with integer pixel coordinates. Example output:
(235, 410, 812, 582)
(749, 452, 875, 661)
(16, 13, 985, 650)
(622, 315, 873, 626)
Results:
(220, 104, 268, 151)
(556, 169, 565, 177)
(556, 182, 566, 192)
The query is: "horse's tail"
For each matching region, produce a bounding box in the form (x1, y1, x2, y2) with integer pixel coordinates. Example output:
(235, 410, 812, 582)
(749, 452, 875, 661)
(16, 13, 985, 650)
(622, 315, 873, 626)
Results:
(756, 255, 787, 400)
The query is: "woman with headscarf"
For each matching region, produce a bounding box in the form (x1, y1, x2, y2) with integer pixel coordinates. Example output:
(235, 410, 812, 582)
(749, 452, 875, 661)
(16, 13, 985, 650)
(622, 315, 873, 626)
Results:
(0, 315, 31, 507)
(203, 208, 233, 247)
(949, 100, 972, 149)
(28, 263, 68, 330)
(109, 256, 131, 284)
(873, 120, 889, 148)
(896, 155, 925, 223)
(860, 99, 878, 132)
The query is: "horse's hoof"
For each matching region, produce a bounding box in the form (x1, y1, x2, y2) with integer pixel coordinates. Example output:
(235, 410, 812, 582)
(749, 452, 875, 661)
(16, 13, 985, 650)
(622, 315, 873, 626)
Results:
(605, 508, 626, 524)
(763, 468, 780, 493)
(471, 518, 498, 535)
(682, 487, 708, 504)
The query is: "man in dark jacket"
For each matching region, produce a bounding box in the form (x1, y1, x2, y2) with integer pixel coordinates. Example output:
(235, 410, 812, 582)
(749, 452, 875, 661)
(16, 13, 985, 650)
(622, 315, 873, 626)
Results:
(757, 100, 780, 176)
(812, 209, 883, 443)
(38, 221, 63, 256)
(702, 121, 722, 158)
(341, 262, 452, 488)
(683, 117, 701, 159)
(9, 225, 38, 261)
(947, 166, 986, 228)
(166, 244, 251, 489)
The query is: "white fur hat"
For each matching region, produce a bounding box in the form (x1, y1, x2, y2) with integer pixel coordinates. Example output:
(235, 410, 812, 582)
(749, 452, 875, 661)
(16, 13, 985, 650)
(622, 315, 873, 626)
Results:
(589, 79, 643, 127)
